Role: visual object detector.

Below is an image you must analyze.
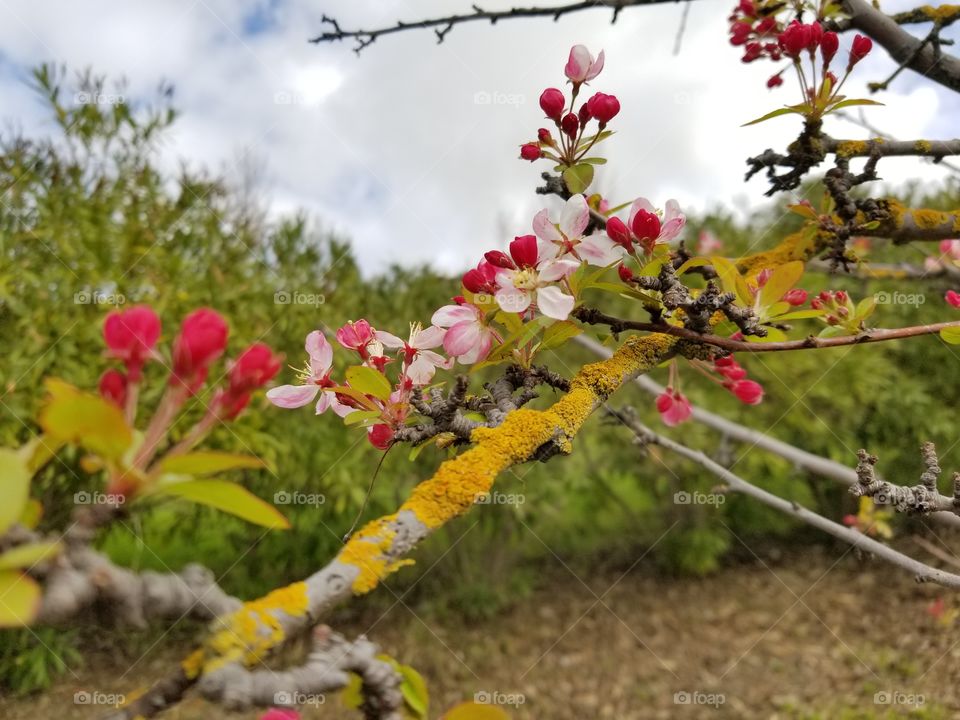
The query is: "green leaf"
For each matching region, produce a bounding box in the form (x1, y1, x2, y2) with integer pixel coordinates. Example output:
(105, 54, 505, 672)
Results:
(345, 366, 394, 402)
(776, 309, 824, 320)
(742, 105, 805, 126)
(343, 410, 384, 427)
(398, 663, 429, 719)
(579, 157, 607, 165)
(152, 480, 290, 529)
(0, 449, 31, 536)
(0, 570, 40, 627)
(539, 320, 582, 352)
(854, 295, 877, 322)
(674, 257, 713, 275)
(940, 326, 960, 344)
(327, 385, 380, 411)
(826, 98, 884, 112)
(38, 379, 132, 460)
(787, 203, 819, 220)
(759, 261, 804, 309)
(562, 163, 594, 194)
(0, 541, 62, 570)
(711, 256, 753, 305)
(158, 452, 266, 476)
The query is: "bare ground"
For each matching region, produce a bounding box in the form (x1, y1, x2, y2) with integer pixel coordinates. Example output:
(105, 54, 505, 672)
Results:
(3, 544, 958, 719)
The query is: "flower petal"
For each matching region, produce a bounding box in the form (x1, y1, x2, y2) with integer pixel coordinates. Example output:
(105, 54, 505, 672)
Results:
(432, 304, 477, 327)
(559, 194, 589, 239)
(266, 384, 320, 409)
(304, 331, 332, 373)
(578, 233, 625, 266)
(374, 330, 405, 348)
(444, 320, 482, 357)
(628, 197, 655, 228)
(532, 208, 563, 245)
(538, 257, 580, 282)
(536, 285, 575, 320)
(496, 286, 532, 314)
(413, 325, 445, 349)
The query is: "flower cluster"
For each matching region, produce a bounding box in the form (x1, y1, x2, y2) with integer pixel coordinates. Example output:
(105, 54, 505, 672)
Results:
(770, 21, 872, 98)
(728, 0, 785, 65)
(519, 45, 619, 174)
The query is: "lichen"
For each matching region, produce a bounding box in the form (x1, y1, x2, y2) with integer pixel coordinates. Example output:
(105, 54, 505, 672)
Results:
(914, 139, 933, 153)
(181, 648, 205, 680)
(201, 581, 309, 673)
(919, 4, 960, 21)
(835, 140, 869, 157)
(338, 515, 415, 594)
(912, 207, 953, 230)
(737, 230, 819, 274)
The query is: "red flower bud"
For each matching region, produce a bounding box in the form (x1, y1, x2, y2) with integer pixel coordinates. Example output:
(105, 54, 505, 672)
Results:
(228, 343, 282, 395)
(484, 250, 516, 269)
(537, 128, 554, 145)
(779, 20, 811, 59)
(849, 34, 872, 67)
(98, 369, 128, 408)
(834, 290, 848, 304)
(730, 22, 752, 46)
(807, 22, 823, 52)
(728, 379, 764, 405)
(606, 216, 633, 249)
(766, 74, 784, 88)
(617, 264, 635, 283)
(172, 308, 228, 391)
(811, 298, 823, 310)
(520, 143, 541, 161)
(462, 261, 498, 294)
(947, 290, 960, 308)
(103, 305, 161, 380)
(631, 209, 661, 242)
(509, 235, 540, 268)
(368, 423, 394, 450)
(820, 31, 839, 66)
(561, 112, 579, 138)
(539, 87, 565, 120)
(585, 92, 620, 125)
(782, 288, 808, 306)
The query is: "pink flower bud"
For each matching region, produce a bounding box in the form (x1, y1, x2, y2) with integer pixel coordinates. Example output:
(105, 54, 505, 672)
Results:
(728, 379, 764, 405)
(509, 234, 539, 268)
(849, 34, 872, 67)
(98, 369, 128, 407)
(585, 92, 620, 125)
(537, 128, 555, 145)
(368, 423, 394, 450)
(778, 20, 811, 59)
(336, 319, 375, 352)
(606, 216, 632, 249)
(946, 290, 960, 308)
(520, 143, 541, 161)
(560, 112, 579, 139)
(834, 290, 848, 304)
(656, 388, 693, 427)
(618, 264, 635, 283)
(631, 209, 662, 242)
(564, 45, 605, 84)
(738, 0, 754, 15)
(228, 343, 283, 395)
(539, 87, 565, 120)
(103, 305, 161, 380)
(766, 74, 784, 88)
(484, 250, 516, 269)
(820, 31, 839, 66)
(782, 288, 808, 306)
(172, 308, 228, 390)
(756, 268, 773, 288)
(462, 261, 497, 294)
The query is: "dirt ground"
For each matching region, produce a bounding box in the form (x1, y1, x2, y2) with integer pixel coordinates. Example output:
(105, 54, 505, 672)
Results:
(3, 544, 958, 719)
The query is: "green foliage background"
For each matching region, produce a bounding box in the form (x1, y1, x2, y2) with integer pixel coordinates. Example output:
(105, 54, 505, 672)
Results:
(1, 67, 958, 692)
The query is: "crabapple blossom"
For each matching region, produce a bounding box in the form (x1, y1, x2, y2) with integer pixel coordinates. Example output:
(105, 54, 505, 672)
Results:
(99, 369, 128, 407)
(336, 319, 377, 358)
(368, 423, 394, 450)
(171, 308, 228, 392)
(606, 217, 632, 250)
(697, 230, 724, 255)
(267, 331, 352, 416)
(585, 92, 620, 125)
(727, 379, 764, 405)
(560, 112, 579, 138)
(656, 388, 693, 426)
(494, 235, 579, 320)
(782, 289, 808, 306)
(820, 31, 839, 67)
(627, 197, 686, 249)
(375, 323, 453, 385)
(103, 305, 161, 380)
(218, 343, 283, 419)
(849, 34, 873, 68)
(461, 260, 499, 295)
(947, 290, 960, 309)
(564, 44, 604, 84)
(432, 301, 497, 364)
(520, 143, 541, 161)
(539, 87, 565, 119)
(534, 194, 624, 266)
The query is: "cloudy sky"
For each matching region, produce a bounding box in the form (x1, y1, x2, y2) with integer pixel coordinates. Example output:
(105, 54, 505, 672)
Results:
(0, 0, 956, 274)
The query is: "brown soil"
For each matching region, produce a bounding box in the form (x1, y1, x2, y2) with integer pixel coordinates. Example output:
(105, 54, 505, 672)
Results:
(3, 545, 958, 719)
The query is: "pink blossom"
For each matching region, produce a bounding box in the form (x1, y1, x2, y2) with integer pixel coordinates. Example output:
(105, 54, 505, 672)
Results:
(656, 388, 693, 427)
(375, 323, 453, 385)
(432, 302, 496, 365)
(782, 288, 808, 306)
(266, 331, 352, 416)
(335, 320, 376, 356)
(494, 235, 579, 320)
(727, 379, 764, 405)
(565, 45, 605, 84)
(533, 194, 625, 266)
(259, 710, 300, 720)
(947, 290, 960, 309)
(696, 230, 724, 255)
(628, 197, 686, 246)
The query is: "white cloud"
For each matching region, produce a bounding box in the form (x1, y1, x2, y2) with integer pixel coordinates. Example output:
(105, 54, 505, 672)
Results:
(0, 0, 954, 275)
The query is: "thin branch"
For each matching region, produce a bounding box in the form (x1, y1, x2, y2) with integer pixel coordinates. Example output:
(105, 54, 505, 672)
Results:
(308, 1, 682, 53)
(824, 136, 960, 159)
(573, 306, 960, 354)
(574, 334, 960, 528)
(612, 411, 960, 588)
